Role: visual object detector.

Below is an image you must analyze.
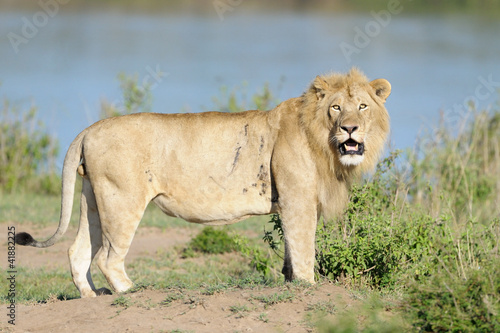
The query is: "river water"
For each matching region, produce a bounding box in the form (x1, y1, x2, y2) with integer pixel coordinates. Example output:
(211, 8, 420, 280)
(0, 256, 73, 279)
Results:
(1, 8, 499, 167)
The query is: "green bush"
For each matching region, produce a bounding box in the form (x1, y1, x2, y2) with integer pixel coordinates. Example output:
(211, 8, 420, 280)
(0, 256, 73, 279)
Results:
(184, 227, 236, 255)
(405, 218, 500, 332)
(234, 233, 277, 278)
(314, 152, 438, 288)
(211, 81, 281, 113)
(183, 227, 278, 278)
(0, 100, 59, 194)
(100, 72, 153, 119)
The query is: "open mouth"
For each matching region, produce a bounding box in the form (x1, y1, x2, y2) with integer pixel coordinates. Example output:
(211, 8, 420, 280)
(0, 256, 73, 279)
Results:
(339, 138, 364, 156)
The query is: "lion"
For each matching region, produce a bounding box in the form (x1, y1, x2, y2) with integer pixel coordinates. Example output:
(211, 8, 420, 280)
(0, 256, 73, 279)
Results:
(16, 68, 391, 298)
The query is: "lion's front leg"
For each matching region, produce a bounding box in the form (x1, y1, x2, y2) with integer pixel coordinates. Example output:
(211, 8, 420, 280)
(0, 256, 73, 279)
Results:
(271, 126, 319, 284)
(280, 205, 317, 284)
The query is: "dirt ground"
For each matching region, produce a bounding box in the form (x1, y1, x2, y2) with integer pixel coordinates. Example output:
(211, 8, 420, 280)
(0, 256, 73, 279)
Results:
(1, 223, 357, 333)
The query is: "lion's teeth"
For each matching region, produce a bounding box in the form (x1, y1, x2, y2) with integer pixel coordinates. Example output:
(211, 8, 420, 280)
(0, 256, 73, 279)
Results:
(344, 143, 358, 151)
(343, 142, 360, 152)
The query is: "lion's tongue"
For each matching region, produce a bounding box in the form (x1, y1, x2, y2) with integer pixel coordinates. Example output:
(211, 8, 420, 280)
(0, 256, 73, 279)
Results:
(345, 142, 359, 152)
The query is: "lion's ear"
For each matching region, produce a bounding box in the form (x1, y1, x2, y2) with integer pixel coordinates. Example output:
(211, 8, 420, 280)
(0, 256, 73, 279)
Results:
(370, 79, 391, 102)
(312, 76, 330, 100)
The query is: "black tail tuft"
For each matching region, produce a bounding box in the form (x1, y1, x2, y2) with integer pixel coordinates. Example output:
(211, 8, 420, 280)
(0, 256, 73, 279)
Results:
(15, 232, 36, 246)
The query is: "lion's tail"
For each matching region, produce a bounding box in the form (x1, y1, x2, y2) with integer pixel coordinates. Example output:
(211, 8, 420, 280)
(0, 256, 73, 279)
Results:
(15, 130, 86, 248)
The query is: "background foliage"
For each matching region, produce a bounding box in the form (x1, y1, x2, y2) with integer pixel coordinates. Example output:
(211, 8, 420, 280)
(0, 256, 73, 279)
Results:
(0, 98, 59, 194)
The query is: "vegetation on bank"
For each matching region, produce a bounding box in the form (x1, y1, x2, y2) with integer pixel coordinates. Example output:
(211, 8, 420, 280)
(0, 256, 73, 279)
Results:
(5, 0, 500, 15)
(0, 100, 59, 194)
(1, 76, 498, 331)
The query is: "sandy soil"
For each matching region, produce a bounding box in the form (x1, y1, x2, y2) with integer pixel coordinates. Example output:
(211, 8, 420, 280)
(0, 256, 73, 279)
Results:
(1, 223, 356, 333)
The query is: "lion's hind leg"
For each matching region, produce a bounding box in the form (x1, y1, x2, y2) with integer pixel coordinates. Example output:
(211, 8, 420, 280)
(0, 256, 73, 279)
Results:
(94, 191, 148, 294)
(69, 179, 106, 298)
(96, 236, 134, 294)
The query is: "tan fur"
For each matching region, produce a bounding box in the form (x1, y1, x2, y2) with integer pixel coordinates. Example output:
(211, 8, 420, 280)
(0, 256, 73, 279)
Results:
(16, 68, 390, 297)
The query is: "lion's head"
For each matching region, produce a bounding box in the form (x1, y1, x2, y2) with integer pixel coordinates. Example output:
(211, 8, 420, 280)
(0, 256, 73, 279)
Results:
(300, 68, 391, 174)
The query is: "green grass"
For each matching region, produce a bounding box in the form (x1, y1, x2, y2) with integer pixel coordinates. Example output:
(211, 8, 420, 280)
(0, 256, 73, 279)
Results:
(315, 295, 410, 333)
(1, 267, 80, 302)
(111, 295, 132, 308)
(251, 290, 295, 307)
(408, 110, 500, 224)
(0, 192, 79, 227)
(0, 247, 276, 304)
(229, 304, 251, 318)
(306, 300, 337, 315)
(160, 292, 185, 306)
(125, 235, 280, 295)
(0, 191, 275, 304)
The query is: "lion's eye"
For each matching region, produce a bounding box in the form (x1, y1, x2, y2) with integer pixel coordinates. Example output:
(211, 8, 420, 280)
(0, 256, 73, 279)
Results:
(331, 105, 341, 112)
(359, 104, 367, 110)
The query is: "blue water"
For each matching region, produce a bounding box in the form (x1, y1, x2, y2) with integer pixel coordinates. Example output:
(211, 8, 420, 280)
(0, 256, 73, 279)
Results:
(1, 9, 499, 168)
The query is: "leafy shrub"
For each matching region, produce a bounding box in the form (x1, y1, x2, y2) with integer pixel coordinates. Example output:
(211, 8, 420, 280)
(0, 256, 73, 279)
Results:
(0, 101, 59, 194)
(184, 227, 236, 256)
(314, 151, 438, 288)
(262, 213, 284, 254)
(405, 218, 500, 332)
(211, 81, 281, 113)
(100, 72, 153, 119)
(183, 227, 278, 278)
(233, 234, 277, 278)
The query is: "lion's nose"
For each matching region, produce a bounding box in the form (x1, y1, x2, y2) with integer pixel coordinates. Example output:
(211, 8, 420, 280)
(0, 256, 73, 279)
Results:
(341, 125, 358, 134)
